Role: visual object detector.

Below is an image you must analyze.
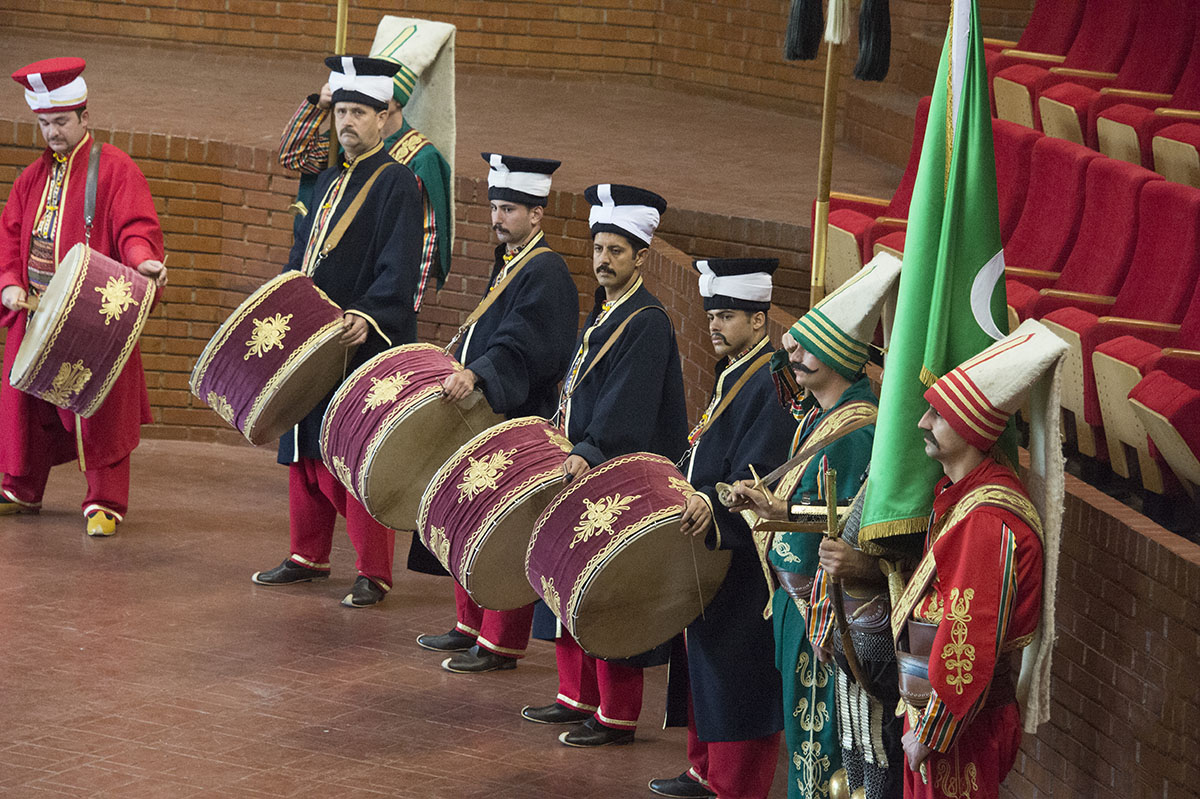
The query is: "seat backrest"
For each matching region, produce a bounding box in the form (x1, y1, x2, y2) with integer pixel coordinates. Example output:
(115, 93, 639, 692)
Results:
(1176, 283, 1200, 349)
(1058, 158, 1162, 296)
(1016, 0, 1084, 56)
(1112, 181, 1200, 322)
(1062, 0, 1139, 73)
(992, 119, 1042, 241)
(1004, 137, 1098, 270)
(886, 95, 932, 218)
(1169, 17, 1200, 110)
(1113, 0, 1194, 92)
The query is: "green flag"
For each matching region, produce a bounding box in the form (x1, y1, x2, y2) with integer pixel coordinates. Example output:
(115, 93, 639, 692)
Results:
(859, 0, 1009, 542)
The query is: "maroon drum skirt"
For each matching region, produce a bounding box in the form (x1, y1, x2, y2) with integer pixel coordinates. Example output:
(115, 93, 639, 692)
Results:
(320, 343, 502, 531)
(418, 416, 572, 610)
(10, 243, 155, 417)
(526, 452, 731, 659)
(190, 271, 348, 445)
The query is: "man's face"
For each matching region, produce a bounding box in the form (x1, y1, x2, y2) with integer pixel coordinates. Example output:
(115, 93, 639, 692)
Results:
(917, 404, 971, 467)
(334, 102, 386, 157)
(37, 109, 88, 155)
(784, 334, 826, 391)
(707, 309, 760, 358)
(490, 200, 537, 245)
(592, 232, 643, 292)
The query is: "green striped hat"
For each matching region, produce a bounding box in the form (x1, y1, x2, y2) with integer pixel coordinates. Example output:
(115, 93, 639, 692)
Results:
(789, 252, 902, 380)
(371, 23, 423, 106)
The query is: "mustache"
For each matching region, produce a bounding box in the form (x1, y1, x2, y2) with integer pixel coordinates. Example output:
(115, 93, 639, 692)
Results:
(791, 361, 817, 375)
(923, 432, 939, 447)
(711, 333, 728, 344)
(595, 266, 615, 275)
(493, 225, 509, 234)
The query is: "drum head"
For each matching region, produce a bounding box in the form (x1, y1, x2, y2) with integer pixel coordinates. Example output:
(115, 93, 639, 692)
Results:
(9, 244, 83, 385)
(244, 329, 351, 446)
(572, 517, 731, 659)
(362, 392, 502, 531)
(464, 478, 563, 610)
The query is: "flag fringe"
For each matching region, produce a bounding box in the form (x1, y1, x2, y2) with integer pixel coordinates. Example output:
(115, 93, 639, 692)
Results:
(858, 514, 928, 542)
(919, 364, 938, 387)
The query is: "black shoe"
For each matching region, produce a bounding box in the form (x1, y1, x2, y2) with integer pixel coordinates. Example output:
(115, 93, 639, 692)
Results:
(520, 703, 593, 725)
(416, 629, 476, 652)
(251, 559, 329, 585)
(441, 646, 518, 674)
(341, 576, 386, 608)
(558, 716, 635, 747)
(648, 773, 717, 798)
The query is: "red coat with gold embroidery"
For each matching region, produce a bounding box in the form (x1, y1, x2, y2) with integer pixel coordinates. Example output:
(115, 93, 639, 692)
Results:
(0, 135, 163, 472)
(911, 457, 1043, 753)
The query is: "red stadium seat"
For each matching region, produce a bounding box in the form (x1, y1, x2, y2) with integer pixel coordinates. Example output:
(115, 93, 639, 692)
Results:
(822, 97, 931, 292)
(1094, 23, 1200, 166)
(1152, 121, 1200, 187)
(1008, 158, 1161, 321)
(1037, 0, 1195, 146)
(1092, 285, 1200, 491)
(994, 0, 1139, 130)
(985, 0, 1084, 112)
(1129, 362, 1200, 494)
(1035, 182, 1200, 457)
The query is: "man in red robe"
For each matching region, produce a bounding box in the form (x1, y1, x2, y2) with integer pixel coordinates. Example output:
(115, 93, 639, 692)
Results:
(896, 320, 1067, 799)
(0, 58, 166, 537)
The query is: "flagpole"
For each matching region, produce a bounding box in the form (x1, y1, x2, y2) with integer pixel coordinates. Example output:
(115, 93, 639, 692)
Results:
(327, 0, 350, 169)
(809, 39, 842, 309)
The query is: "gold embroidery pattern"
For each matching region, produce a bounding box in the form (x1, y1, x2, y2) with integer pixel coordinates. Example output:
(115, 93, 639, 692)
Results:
(331, 456, 355, 496)
(935, 759, 979, 798)
(668, 476, 694, 497)
(244, 313, 293, 360)
(569, 493, 641, 549)
(794, 741, 831, 798)
(363, 371, 413, 412)
(920, 591, 945, 623)
(45, 360, 92, 406)
(773, 538, 802, 564)
(95, 275, 138, 325)
(942, 587, 976, 695)
(457, 449, 516, 502)
(543, 426, 573, 452)
(540, 575, 562, 617)
(427, 525, 451, 566)
(207, 392, 236, 425)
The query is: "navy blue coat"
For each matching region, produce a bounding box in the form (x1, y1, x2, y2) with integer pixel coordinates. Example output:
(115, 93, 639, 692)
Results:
(666, 334, 795, 741)
(457, 232, 579, 419)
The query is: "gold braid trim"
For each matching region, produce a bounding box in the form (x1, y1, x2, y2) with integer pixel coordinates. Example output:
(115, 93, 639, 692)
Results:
(459, 468, 565, 584)
(83, 272, 156, 417)
(242, 319, 345, 440)
(388, 129, 432, 165)
(17, 247, 91, 392)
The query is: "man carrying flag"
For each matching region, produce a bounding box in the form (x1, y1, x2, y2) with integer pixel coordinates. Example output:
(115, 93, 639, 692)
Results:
(849, 0, 1062, 796)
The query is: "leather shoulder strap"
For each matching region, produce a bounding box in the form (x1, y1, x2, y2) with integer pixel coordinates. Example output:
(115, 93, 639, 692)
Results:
(318, 162, 391, 259)
(565, 305, 670, 399)
(84, 140, 101, 243)
(443, 246, 552, 353)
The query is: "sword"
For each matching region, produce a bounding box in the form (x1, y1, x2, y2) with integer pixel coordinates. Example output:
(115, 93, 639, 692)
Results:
(823, 467, 876, 702)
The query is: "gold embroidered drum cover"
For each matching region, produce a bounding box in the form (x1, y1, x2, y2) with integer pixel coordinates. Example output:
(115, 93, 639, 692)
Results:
(10, 243, 155, 417)
(320, 343, 503, 531)
(418, 417, 573, 611)
(190, 271, 349, 445)
(526, 453, 732, 659)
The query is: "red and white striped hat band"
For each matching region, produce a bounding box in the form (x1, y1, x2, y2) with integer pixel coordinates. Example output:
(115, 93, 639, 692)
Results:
(12, 57, 88, 113)
(924, 319, 1068, 452)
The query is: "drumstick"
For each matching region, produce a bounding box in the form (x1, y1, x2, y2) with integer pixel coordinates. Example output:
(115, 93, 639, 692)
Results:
(16, 296, 39, 313)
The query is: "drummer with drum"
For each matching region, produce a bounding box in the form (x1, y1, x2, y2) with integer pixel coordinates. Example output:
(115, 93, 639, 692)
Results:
(0, 58, 167, 537)
(250, 55, 426, 609)
(651, 259, 795, 799)
(520, 183, 690, 748)
(417, 153, 579, 673)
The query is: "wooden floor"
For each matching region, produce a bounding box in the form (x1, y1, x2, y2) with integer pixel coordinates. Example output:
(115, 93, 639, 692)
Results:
(0, 439, 789, 798)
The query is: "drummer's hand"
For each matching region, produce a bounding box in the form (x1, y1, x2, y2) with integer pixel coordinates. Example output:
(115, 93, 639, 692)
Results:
(2, 285, 27, 311)
(340, 313, 368, 346)
(812, 642, 831, 663)
(317, 83, 333, 110)
(136, 259, 168, 288)
(726, 480, 787, 519)
(441, 369, 477, 403)
(562, 454, 589, 483)
(819, 537, 881, 583)
(679, 493, 713, 538)
(902, 729, 933, 772)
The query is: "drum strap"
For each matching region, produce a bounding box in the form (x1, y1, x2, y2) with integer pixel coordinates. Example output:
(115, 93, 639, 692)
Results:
(84, 140, 101, 246)
(689, 349, 773, 444)
(316, 162, 391, 262)
(443, 246, 552, 354)
(563, 305, 669, 400)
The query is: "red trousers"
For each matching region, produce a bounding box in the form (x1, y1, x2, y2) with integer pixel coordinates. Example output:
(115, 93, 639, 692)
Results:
(904, 704, 1021, 799)
(453, 583, 535, 657)
(685, 698, 781, 799)
(555, 632, 643, 730)
(3, 454, 130, 519)
(288, 458, 395, 589)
